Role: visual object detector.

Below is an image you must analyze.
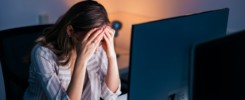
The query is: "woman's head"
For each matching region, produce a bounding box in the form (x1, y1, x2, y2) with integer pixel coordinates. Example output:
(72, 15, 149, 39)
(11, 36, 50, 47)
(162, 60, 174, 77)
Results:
(37, 1, 109, 65)
(64, 1, 110, 45)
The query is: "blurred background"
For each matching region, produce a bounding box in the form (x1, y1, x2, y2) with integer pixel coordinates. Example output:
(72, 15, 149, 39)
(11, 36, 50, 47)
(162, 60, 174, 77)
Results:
(1, 0, 245, 99)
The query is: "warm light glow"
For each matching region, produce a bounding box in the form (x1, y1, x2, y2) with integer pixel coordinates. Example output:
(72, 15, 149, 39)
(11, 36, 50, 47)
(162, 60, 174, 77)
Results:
(96, 0, 178, 50)
(96, 0, 179, 68)
(64, 0, 196, 68)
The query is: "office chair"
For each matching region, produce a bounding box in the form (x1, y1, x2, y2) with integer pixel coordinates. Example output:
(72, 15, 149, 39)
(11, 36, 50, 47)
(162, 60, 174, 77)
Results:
(0, 24, 53, 100)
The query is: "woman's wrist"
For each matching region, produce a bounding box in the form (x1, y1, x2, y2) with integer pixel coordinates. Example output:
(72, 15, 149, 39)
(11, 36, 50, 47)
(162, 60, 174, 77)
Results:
(74, 56, 88, 70)
(107, 52, 117, 60)
(107, 55, 118, 67)
(107, 56, 117, 61)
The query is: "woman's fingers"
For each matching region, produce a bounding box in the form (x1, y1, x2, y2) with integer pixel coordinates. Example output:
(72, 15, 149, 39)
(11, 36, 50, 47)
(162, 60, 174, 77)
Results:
(103, 32, 110, 44)
(87, 28, 103, 44)
(105, 26, 115, 37)
(105, 31, 111, 39)
(83, 28, 99, 41)
(82, 26, 112, 45)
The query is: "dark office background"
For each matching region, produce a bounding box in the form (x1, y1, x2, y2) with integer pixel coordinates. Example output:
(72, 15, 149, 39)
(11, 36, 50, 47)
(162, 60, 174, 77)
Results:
(1, 0, 245, 100)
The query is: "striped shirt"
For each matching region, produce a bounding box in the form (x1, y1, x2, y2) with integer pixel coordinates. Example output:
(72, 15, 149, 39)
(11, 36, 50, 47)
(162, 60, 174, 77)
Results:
(23, 44, 121, 100)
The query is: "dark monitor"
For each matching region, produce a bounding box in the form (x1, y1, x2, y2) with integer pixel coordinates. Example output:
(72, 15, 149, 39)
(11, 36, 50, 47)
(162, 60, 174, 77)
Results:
(128, 8, 229, 100)
(191, 30, 245, 100)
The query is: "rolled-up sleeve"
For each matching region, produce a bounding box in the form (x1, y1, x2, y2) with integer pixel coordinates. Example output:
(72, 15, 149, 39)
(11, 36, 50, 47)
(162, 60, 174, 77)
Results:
(101, 81, 121, 100)
(33, 48, 69, 100)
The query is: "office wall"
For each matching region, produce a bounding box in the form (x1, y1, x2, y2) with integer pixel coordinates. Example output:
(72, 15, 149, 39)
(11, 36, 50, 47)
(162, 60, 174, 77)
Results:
(1, 0, 245, 99)
(0, 0, 70, 30)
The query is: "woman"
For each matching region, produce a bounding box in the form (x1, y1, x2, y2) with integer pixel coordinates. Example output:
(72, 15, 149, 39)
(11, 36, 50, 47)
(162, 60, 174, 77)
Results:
(24, 1, 121, 100)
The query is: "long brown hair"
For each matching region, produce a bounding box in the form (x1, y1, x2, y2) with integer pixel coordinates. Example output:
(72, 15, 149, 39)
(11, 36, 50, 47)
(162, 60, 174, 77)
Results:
(36, 1, 110, 66)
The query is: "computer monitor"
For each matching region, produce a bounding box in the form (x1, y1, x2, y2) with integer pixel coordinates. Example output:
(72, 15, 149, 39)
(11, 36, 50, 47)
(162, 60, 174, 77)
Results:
(191, 30, 245, 100)
(128, 8, 229, 100)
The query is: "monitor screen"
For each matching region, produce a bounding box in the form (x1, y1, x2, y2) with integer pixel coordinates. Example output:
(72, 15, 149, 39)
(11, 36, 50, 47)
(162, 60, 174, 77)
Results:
(191, 30, 245, 100)
(128, 8, 229, 100)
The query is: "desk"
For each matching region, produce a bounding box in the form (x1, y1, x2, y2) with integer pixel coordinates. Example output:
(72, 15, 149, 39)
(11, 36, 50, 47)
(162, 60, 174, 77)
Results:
(117, 93, 127, 100)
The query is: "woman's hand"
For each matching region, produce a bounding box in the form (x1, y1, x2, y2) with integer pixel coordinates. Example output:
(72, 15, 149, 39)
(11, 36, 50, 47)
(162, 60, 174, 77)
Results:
(76, 28, 104, 63)
(101, 26, 117, 59)
(68, 28, 103, 100)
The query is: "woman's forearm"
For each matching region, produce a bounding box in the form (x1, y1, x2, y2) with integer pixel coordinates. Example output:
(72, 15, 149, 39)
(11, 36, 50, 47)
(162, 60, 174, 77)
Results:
(67, 58, 87, 100)
(105, 57, 120, 93)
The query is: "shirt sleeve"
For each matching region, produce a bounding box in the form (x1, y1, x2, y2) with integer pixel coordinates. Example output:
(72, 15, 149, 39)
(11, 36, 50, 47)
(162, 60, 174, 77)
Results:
(99, 47, 121, 100)
(32, 47, 70, 100)
(101, 81, 121, 100)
